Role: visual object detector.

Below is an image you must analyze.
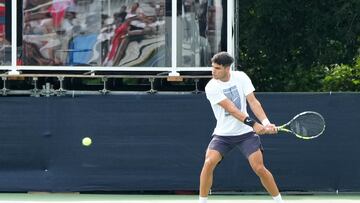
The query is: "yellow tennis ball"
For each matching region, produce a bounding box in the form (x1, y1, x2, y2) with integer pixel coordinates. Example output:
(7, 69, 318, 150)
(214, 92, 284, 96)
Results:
(82, 137, 92, 146)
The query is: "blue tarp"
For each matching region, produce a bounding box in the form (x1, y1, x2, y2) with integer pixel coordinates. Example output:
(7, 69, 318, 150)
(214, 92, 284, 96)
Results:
(0, 93, 359, 192)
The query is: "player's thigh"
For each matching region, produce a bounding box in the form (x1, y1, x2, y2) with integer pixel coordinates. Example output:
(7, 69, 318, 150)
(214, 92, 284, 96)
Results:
(247, 149, 265, 169)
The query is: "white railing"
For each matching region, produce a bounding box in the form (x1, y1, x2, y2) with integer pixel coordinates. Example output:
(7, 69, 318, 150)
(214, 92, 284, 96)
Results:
(0, 73, 212, 96)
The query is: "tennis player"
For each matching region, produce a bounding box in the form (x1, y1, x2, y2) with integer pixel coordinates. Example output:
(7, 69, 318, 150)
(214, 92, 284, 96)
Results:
(199, 52, 284, 203)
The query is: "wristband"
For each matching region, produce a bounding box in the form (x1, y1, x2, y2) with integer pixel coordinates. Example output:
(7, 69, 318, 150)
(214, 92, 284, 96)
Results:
(261, 118, 270, 126)
(243, 117, 256, 127)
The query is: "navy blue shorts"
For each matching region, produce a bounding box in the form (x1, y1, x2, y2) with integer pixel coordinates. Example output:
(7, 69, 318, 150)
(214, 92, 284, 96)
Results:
(208, 131, 263, 159)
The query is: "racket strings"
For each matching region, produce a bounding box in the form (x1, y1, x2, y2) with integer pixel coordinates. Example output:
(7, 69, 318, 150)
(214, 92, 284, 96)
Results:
(289, 114, 325, 137)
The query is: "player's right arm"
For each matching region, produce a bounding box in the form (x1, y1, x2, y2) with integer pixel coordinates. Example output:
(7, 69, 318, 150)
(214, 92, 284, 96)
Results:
(217, 98, 268, 135)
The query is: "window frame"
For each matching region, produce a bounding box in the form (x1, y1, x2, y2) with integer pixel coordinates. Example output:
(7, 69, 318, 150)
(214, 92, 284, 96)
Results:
(2, 0, 234, 74)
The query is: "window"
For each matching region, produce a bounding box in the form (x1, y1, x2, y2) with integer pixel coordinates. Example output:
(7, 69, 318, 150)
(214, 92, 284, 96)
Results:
(22, 0, 168, 68)
(177, 0, 225, 67)
(12, 0, 232, 72)
(0, 0, 10, 65)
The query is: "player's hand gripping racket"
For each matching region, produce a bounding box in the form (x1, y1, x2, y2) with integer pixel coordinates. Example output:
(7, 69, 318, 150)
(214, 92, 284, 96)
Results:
(277, 111, 325, 140)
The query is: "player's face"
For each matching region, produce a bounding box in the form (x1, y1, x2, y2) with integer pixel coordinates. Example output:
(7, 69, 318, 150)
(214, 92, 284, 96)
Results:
(212, 62, 230, 81)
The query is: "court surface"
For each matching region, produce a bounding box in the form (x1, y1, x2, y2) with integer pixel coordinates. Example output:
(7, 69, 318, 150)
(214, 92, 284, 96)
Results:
(0, 193, 359, 203)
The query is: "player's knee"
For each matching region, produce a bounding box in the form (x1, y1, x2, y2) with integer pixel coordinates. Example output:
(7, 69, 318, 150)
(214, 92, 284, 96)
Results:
(203, 157, 218, 170)
(253, 165, 268, 177)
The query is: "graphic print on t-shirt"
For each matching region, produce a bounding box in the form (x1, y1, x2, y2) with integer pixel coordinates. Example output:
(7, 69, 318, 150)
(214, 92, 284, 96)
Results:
(223, 85, 241, 116)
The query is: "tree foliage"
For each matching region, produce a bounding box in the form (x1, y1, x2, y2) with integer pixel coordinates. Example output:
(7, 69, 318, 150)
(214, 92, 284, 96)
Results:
(322, 56, 360, 91)
(236, 0, 360, 91)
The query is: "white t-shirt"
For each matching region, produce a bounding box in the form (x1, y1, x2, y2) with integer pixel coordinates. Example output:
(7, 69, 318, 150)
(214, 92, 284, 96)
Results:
(205, 71, 255, 136)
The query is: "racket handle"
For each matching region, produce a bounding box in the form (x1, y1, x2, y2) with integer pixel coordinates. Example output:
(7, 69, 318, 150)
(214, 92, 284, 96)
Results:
(277, 126, 291, 133)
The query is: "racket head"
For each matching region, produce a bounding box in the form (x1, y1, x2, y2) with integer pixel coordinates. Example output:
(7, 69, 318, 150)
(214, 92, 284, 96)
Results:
(278, 111, 326, 140)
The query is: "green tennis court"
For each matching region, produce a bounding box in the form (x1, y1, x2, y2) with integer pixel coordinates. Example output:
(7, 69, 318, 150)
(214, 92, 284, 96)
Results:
(0, 193, 359, 202)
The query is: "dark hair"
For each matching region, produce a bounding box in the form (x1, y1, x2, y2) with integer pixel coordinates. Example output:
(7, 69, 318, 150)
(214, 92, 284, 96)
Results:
(211, 52, 234, 67)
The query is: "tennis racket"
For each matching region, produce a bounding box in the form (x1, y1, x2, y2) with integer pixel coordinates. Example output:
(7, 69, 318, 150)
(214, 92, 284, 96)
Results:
(277, 111, 325, 140)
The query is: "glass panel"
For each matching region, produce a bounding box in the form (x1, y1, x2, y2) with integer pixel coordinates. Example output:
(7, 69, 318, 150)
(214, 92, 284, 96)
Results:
(0, 0, 10, 65)
(22, 0, 168, 68)
(101, 0, 168, 67)
(23, 0, 101, 66)
(177, 0, 225, 67)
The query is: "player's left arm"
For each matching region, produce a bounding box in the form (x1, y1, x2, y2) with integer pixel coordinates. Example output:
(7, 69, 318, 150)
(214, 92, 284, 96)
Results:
(246, 92, 277, 133)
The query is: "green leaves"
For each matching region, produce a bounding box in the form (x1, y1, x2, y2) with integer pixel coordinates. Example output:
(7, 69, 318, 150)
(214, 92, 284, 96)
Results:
(322, 56, 360, 91)
(236, 0, 360, 91)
